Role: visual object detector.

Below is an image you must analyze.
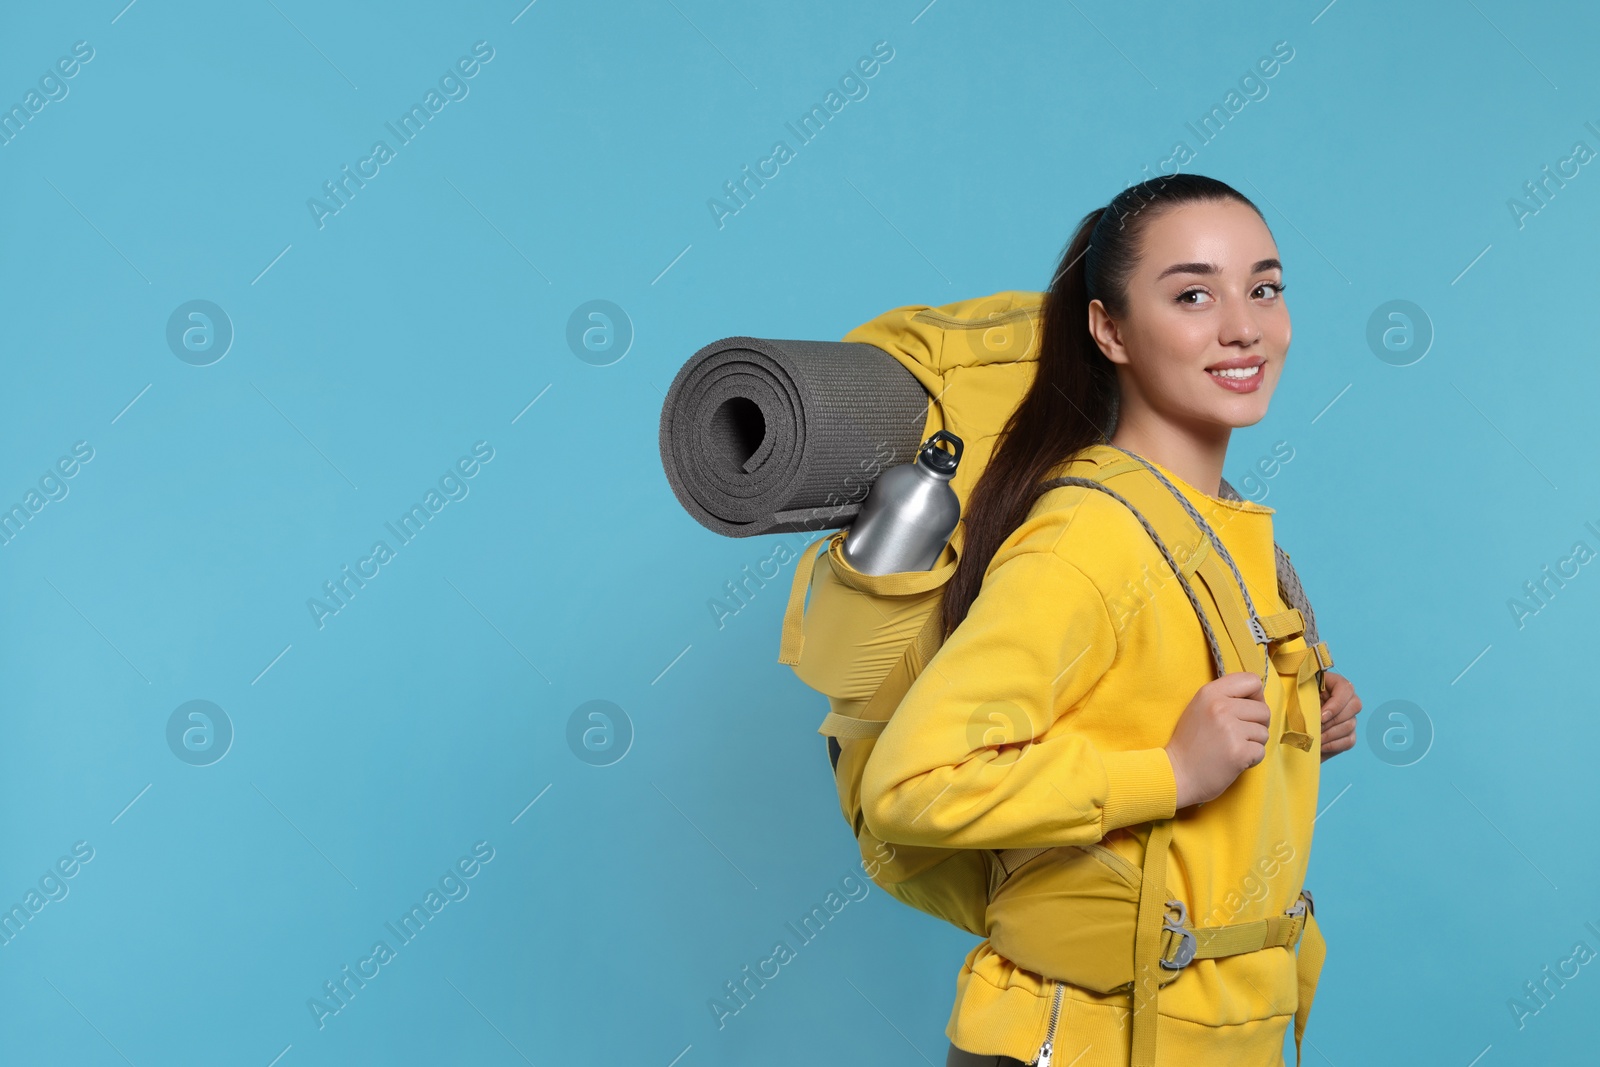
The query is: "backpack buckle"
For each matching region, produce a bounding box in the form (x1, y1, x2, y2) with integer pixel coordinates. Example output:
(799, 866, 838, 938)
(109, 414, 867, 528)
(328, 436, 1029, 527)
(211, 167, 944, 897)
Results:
(1159, 899, 1197, 970)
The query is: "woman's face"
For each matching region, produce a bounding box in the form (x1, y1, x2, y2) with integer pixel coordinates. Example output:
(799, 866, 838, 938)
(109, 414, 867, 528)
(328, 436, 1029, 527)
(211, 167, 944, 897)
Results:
(1088, 198, 1289, 434)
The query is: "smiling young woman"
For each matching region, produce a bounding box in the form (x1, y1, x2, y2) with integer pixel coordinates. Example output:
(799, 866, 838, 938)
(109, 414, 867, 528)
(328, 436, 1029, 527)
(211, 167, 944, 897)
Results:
(858, 174, 1360, 1067)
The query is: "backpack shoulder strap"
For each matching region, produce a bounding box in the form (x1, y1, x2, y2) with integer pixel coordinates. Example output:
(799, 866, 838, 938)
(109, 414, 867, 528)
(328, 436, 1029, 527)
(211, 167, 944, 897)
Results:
(1070, 446, 1320, 679)
(1216, 476, 1334, 688)
(1215, 476, 1319, 639)
(1037, 474, 1234, 682)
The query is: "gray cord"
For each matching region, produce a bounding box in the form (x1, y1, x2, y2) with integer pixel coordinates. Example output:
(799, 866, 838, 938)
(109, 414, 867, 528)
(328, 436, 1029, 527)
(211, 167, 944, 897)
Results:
(1102, 446, 1269, 646)
(1217, 477, 1323, 649)
(1037, 476, 1230, 681)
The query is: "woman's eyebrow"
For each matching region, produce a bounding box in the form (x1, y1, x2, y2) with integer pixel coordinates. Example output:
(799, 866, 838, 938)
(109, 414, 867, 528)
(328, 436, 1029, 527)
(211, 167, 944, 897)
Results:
(1154, 257, 1282, 280)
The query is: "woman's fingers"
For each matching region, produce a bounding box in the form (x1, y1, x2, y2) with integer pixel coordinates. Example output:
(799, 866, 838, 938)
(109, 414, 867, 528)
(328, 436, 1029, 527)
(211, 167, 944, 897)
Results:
(1322, 715, 1356, 746)
(1320, 734, 1355, 760)
(1320, 720, 1356, 761)
(1317, 675, 1359, 760)
(1319, 672, 1350, 724)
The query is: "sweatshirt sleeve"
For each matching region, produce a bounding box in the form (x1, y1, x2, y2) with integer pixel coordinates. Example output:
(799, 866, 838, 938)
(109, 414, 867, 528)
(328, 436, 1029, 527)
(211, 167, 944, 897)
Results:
(859, 545, 1178, 850)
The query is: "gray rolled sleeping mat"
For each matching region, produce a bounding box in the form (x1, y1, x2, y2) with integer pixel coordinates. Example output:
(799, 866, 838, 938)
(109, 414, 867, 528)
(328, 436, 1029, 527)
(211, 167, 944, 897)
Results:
(657, 336, 929, 539)
(657, 334, 1320, 647)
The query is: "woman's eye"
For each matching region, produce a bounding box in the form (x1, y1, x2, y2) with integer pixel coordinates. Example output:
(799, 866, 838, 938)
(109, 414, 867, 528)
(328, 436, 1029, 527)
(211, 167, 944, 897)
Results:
(1256, 281, 1286, 299)
(1177, 288, 1211, 305)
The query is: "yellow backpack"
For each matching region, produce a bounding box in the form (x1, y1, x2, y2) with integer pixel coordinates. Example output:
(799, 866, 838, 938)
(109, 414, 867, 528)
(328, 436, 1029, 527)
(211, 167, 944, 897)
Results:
(776, 291, 1334, 1065)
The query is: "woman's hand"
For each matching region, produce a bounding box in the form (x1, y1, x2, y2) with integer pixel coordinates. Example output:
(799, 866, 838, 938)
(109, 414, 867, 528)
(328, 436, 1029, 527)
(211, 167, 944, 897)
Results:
(1164, 671, 1273, 809)
(1318, 670, 1361, 761)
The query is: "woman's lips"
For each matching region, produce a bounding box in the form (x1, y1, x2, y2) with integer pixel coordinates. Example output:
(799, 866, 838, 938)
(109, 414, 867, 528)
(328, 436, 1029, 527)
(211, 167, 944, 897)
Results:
(1206, 362, 1264, 393)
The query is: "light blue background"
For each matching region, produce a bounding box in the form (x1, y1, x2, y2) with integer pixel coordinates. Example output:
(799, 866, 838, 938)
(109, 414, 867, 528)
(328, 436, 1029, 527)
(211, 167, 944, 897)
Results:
(1, 0, 1596, 1064)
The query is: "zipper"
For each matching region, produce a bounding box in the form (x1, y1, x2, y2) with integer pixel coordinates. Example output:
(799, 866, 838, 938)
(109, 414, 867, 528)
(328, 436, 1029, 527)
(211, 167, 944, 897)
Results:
(1033, 980, 1064, 1067)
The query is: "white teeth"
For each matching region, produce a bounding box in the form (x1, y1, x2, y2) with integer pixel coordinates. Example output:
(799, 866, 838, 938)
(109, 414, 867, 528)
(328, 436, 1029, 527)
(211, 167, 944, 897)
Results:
(1208, 364, 1261, 380)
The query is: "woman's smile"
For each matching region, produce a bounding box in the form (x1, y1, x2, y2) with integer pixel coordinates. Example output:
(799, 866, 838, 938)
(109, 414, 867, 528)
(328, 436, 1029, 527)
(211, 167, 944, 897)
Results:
(1205, 356, 1266, 393)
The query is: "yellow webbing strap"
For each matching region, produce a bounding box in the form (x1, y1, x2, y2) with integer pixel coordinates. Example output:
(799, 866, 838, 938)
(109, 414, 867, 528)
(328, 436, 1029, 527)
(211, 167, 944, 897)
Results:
(1259, 608, 1305, 642)
(1168, 895, 1323, 1067)
(817, 712, 887, 740)
(1294, 910, 1325, 1067)
(1131, 820, 1322, 1067)
(1193, 550, 1269, 681)
(1312, 641, 1335, 696)
(1272, 645, 1318, 752)
(1130, 819, 1174, 1067)
(777, 533, 836, 665)
(1178, 908, 1306, 959)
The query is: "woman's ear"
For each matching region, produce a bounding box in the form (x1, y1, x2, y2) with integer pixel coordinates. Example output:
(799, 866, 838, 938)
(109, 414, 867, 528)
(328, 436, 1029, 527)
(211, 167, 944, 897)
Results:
(1088, 298, 1130, 366)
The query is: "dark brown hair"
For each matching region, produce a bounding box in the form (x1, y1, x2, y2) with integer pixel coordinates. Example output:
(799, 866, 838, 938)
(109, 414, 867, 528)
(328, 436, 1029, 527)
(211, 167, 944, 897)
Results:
(939, 173, 1264, 638)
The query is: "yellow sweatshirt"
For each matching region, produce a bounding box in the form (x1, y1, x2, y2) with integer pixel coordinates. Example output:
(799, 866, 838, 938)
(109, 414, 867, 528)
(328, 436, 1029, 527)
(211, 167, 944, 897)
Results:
(859, 455, 1321, 1066)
